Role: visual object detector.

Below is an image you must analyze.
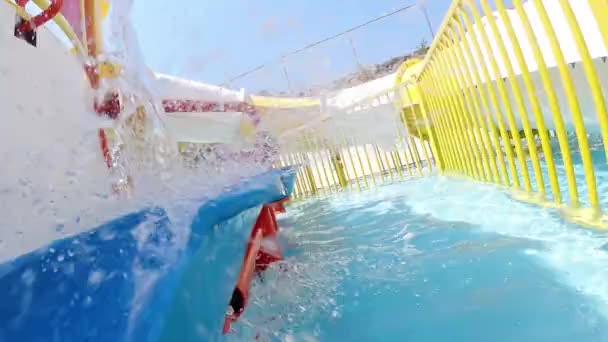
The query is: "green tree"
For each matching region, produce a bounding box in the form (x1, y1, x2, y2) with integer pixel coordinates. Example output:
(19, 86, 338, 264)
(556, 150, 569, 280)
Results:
(415, 38, 430, 55)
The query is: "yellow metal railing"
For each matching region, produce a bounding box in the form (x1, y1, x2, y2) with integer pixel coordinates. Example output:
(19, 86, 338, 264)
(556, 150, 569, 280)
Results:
(256, 70, 436, 200)
(275, 118, 435, 200)
(405, 0, 608, 229)
(267, 52, 461, 200)
(280, 141, 434, 201)
(4, 0, 98, 56)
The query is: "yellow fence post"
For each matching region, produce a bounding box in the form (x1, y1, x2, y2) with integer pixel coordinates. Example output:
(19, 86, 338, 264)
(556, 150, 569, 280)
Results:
(362, 143, 378, 187)
(426, 59, 476, 177)
(532, 0, 598, 211)
(435, 39, 488, 181)
(374, 144, 388, 184)
(290, 154, 305, 199)
(459, 11, 520, 188)
(558, 0, 608, 169)
(492, 0, 561, 203)
(478, 0, 546, 197)
(351, 137, 370, 189)
(391, 150, 404, 180)
(412, 83, 444, 172)
(464, 3, 532, 192)
(422, 69, 459, 173)
(393, 150, 406, 180)
(402, 85, 434, 173)
(330, 148, 348, 189)
(290, 152, 309, 198)
(317, 139, 336, 192)
(400, 141, 414, 177)
(299, 152, 318, 196)
(384, 151, 396, 183)
(328, 148, 346, 190)
(343, 137, 363, 191)
(451, 16, 509, 186)
(304, 135, 329, 196)
(422, 74, 460, 172)
(395, 100, 422, 177)
(513, 0, 577, 206)
(292, 152, 314, 197)
(408, 137, 423, 176)
(443, 26, 500, 184)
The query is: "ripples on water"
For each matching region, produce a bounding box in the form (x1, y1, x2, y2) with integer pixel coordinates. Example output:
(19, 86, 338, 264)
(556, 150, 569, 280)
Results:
(230, 177, 608, 342)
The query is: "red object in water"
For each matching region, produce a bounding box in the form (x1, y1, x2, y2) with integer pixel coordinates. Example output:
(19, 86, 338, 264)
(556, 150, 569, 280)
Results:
(15, 0, 64, 33)
(162, 99, 256, 114)
(222, 225, 263, 334)
(162, 99, 261, 126)
(255, 206, 283, 272)
(98, 129, 112, 168)
(267, 197, 290, 214)
(93, 91, 121, 169)
(94, 91, 121, 120)
(93, 93, 120, 168)
(222, 203, 286, 334)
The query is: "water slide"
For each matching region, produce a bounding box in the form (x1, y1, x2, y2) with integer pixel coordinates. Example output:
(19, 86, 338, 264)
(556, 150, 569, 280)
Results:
(0, 1, 296, 340)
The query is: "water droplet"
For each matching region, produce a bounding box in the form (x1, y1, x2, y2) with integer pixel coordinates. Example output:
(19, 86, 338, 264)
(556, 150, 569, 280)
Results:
(88, 270, 106, 285)
(57, 254, 65, 262)
(331, 309, 340, 319)
(21, 269, 36, 286)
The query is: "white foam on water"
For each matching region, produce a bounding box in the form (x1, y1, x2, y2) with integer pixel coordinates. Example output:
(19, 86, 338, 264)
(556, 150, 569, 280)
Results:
(399, 176, 608, 320)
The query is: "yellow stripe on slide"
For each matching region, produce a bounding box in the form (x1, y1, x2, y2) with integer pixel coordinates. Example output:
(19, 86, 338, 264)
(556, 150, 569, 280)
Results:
(100, 0, 109, 19)
(239, 117, 257, 141)
(2, 0, 31, 19)
(250, 95, 320, 109)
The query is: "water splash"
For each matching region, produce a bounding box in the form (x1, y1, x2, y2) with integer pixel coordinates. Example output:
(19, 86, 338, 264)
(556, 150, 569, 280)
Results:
(403, 176, 608, 321)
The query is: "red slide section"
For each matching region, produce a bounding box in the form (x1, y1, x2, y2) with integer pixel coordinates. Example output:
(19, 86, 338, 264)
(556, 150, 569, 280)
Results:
(15, 0, 64, 33)
(222, 200, 289, 334)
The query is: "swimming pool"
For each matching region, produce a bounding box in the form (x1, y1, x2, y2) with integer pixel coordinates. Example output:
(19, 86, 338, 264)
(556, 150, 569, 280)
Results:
(232, 176, 608, 341)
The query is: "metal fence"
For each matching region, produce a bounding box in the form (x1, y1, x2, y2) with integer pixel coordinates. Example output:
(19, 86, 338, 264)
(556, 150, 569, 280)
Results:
(409, 0, 608, 229)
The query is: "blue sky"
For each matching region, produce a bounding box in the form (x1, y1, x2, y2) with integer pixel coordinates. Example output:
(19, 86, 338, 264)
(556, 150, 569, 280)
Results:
(132, 0, 452, 92)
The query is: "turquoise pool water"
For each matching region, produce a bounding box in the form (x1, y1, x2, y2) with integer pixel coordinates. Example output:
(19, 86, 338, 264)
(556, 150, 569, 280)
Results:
(230, 176, 608, 341)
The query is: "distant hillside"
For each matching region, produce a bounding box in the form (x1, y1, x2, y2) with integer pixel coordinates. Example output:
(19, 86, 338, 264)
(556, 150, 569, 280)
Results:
(330, 47, 428, 90)
(258, 41, 429, 97)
